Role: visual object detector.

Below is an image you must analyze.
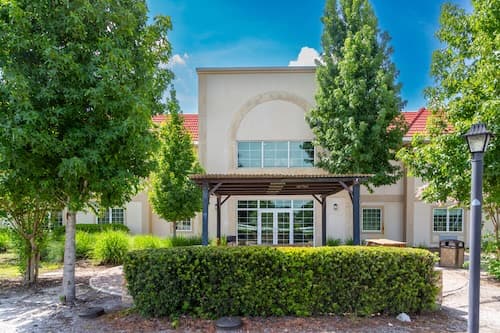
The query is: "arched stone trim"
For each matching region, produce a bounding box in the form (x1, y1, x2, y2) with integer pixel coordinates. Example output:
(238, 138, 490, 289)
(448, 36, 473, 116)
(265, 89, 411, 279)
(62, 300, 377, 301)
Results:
(228, 91, 313, 171)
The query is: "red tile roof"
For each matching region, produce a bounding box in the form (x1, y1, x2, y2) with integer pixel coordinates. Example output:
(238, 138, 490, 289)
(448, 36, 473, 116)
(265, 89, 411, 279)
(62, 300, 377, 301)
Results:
(402, 107, 431, 137)
(152, 114, 199, 141)
(150, 109, 429, 143)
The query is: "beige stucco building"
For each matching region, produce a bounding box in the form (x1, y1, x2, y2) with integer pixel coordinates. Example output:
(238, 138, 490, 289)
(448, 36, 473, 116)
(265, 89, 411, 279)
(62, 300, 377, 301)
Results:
(69, 66, 471, 248)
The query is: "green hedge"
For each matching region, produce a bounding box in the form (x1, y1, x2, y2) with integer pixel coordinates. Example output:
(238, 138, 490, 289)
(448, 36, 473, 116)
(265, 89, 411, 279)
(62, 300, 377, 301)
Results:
(53, 223, 130, 237)
(124, 246, 438, 318)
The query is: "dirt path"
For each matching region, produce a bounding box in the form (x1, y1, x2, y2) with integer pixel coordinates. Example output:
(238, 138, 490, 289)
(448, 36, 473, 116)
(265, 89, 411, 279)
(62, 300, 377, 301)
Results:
(1, 263, 499, 332)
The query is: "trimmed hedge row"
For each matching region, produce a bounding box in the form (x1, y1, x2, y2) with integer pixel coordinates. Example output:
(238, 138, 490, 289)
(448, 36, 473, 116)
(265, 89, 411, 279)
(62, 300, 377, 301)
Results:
(53, 223, 130, 236)
(124, 246, 438, 318)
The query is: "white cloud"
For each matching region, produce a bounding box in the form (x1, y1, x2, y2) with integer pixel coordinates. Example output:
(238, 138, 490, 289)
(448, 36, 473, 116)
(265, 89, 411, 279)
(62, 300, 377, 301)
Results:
(288, 47, 320, 66)
(170, 53, 189, 67)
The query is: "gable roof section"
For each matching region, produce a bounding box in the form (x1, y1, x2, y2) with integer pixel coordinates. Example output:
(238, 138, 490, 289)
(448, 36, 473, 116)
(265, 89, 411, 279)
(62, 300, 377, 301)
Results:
(403, 107, 431, 138)
(152, 114, 199, 141)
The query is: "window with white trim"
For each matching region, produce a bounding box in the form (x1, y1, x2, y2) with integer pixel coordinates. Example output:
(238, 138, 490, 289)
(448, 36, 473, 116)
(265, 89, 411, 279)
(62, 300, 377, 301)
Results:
(362, 208, 382, 232)
(97, 208, 125, 224)
(237, 141, 314, 168)
(433, 208, 463, 232)
(176, 219, 192, 232)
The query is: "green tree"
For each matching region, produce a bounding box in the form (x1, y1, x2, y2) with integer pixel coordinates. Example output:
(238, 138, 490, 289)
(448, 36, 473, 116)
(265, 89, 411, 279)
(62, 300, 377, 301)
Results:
(307, 0, 407, 187)
(0, 174, 61, 284)
(397, 0, 499, 256)
(149, 91, 203, 237)
(0, 0, 172, 301)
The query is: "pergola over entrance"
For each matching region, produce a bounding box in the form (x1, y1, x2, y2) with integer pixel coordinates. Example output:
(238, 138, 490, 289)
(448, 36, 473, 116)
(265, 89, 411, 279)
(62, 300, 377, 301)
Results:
(191, 174, 371, 246)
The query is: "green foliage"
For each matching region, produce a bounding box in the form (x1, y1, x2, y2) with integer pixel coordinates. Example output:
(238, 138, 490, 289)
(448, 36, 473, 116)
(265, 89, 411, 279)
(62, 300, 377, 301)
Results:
(75, 231, 96, 260)
(124, 246, 438, 318)
(487, 259, 500, 280)
(170, 235, 202, 247)
(308, 0, 406, 187)
(326, 238, 342, 246)
(149, 92, 203, 235)
(397, 0, 499, 245)
(344, 238, 355, 245)
(0, 0, 173, 296)
(132, 235, 164, 250)
(0, 229, 11, 252)
(93, 231, 130, 265)
(41, 239, 65, 263)
(52, 223, 130, 238)
(482, 233, 499, 254)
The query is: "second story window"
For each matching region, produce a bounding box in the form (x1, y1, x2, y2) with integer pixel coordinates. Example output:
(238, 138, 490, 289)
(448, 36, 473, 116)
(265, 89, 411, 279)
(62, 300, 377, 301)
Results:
(238, 141, 314, 168)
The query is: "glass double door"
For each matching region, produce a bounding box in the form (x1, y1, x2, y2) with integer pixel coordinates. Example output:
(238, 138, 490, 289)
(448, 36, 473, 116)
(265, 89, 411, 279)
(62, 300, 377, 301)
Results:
(258, 209, 291, 245)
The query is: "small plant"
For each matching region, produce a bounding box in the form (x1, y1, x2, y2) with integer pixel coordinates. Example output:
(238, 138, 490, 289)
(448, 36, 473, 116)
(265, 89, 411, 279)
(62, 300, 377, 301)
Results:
(0, 229, 12, 252)
(344, 238, 355, 245)
(132, 235, 163, 250)
(487, 259, 500, 280)
(41, 239, 65, 263)
(210, 236, 228, 246)
(93, 231, 130, 265)
(170, 235, 202, 247)
(76, 231, 96, 259)
(326, 238, 342, 247)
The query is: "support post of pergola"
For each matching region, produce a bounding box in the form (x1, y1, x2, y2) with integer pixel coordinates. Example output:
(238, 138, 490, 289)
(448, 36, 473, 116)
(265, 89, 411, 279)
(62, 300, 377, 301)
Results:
(216, 195, 221, 241)
(202, 182, 209, 246)
(321, 195, 327, 246)
(352, 180, 361, 245)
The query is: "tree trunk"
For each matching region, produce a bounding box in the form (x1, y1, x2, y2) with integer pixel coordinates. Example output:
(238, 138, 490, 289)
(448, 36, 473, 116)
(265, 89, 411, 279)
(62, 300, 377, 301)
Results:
(172, 221, 177, 238)
(24, 237, 39, 285)
(62, 211, 76, 304)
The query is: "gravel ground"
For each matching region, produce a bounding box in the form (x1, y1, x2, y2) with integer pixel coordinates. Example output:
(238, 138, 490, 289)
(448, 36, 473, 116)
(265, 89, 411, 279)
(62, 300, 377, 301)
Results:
(1, 262, 499, 333)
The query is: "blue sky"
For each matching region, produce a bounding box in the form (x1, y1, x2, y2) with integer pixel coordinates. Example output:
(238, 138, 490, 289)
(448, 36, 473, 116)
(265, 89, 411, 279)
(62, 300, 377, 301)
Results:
(146, 0, 472, 114)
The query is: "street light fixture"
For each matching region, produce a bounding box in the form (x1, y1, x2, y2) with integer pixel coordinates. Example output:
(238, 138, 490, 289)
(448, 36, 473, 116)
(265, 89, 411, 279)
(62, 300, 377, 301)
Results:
(464, 123, 492, 333)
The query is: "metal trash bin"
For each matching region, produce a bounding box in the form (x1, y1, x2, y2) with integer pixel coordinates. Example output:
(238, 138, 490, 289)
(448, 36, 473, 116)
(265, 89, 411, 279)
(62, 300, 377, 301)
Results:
(439, 239, 465, 268)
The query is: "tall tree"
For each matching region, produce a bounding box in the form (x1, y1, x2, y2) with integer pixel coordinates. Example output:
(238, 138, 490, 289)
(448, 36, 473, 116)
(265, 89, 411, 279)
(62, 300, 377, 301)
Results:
(397, 0, 499, 255)
(0, 0, 172, 302)
(149, 91, 203, 237)
(307, 0, 407, 187)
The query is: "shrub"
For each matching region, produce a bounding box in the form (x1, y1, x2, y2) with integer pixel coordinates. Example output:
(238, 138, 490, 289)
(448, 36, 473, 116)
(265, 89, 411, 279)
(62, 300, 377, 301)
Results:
(132, 235, 163, 250)
(53, 223, 130, 238)
(0, 229, 12, 252)
(170, 235, 202, 247)
(76, 231, 96, 259)
(125, 246, 439, 318)
(41, 240, 65, 263)
(93, 231, 130, 265)
(326, 238, 342, 246)
(487, 259, 500, 280)
(482, 233, 499, 254)
(344, 238, 355, 245)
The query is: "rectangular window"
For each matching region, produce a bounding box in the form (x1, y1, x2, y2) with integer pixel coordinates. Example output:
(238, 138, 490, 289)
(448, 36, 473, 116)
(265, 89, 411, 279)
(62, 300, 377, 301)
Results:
(238, 141, 314, 168)
(176, 219, 192, 232)
(237, 199, 314, 245)
(237, 142, 262, 168)
(97, 208, 125, 224)
(362, 208, 382, 232)
(433, 208, 463, 232)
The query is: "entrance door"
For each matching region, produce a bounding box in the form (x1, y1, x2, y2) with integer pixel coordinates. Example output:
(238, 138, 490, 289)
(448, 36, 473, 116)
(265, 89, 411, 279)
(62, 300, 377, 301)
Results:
(258, 210, 291, 245)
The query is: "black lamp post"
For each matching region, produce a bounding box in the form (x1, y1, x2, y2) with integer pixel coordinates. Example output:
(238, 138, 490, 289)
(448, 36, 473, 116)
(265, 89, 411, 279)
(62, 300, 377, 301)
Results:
(464, 123, 492, 333)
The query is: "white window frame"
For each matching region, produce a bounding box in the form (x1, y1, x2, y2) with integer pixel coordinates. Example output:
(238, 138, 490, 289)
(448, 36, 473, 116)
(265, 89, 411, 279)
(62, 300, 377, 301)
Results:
(432, 207, 464, 233)
(175, 219, 192, 232)
(237, 141, 314, 168)
(361, 207, 383, 233)
(97, 207, 125, 224)
(236, 199, 315, 245)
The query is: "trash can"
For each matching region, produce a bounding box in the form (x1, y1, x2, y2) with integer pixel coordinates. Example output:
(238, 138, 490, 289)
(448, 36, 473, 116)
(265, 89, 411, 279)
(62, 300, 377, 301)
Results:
(439, 239, 465, 268)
